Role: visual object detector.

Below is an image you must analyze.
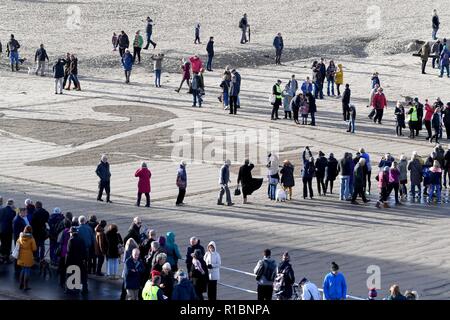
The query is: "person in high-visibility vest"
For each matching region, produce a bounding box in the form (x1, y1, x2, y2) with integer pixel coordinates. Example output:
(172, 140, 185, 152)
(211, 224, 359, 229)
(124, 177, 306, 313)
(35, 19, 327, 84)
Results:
(142, 275, 165, 300)
(407, 102, 419, 139)
(271, 79, 282, 120)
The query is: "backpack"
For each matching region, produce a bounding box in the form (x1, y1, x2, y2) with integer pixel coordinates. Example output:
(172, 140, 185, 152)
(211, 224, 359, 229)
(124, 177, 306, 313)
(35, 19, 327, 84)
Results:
(273, 270, 285, 292)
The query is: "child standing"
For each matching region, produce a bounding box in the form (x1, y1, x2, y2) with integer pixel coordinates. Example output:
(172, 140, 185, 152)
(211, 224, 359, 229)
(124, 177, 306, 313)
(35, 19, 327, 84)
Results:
(300, 100, 309, 125)
(112, 32, 118, 51)
(194, 23, 201, 44)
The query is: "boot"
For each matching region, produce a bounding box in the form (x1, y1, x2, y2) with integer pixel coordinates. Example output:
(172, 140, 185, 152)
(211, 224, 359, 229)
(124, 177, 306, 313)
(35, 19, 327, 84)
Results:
(76, 82, 81, 91)
(11, 64, 15, 72)
(19, 272, 24, 290)
(23, 275, 30, 290)
(66, 83, 71, 90)
(243, 198, 248, 204)
(16, 63, 20, 71)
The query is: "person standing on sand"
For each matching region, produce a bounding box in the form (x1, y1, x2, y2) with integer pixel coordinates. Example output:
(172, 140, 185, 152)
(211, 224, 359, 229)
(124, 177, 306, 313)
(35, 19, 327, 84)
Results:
(431, 40, 442, 69)
(112, 32, 119, 51)
(229, 69, 241, 115)
(191, 72, 203, 107)
(122, 48, 133, 84)
(118, 30, 129, 57)
(66, 54, 81, 91)
(34, 44, 49, 76)
(301, 77, 313, 95)
(206, 37, 214, 71)
(96, 154, 112, 203)
(132, 31, 144, 64)
(62, 52, 71, 88)
(342, 83, 351, 121)
(239, 13, 249, 44)
(372, 87, 387, 124)
(439, 46, 450, 78)
(273, 33, 284, 65)
(134, 162, 151, 207)
(151, 52, 164, 87)
(6, 34, 20, 72)
(271, 79, 282, 120)
(418, 41, 431, 74)
(335, 63, 343, 97)
(432, 9, 440, 40)
(143, 17, 157, 50)
(326, 60, 336, 96)
(176, 161, 187, 206)
(194, 23, 201, 44)
(175, 59, 191, 93)
(53, 58, 65, 94)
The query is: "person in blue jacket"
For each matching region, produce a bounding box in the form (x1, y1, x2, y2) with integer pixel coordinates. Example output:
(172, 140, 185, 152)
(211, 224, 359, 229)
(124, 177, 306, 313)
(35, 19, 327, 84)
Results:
(273, 33, 284, 65)
(121, 48, 133, 84)
(13, 208, 29, 244)
(124, 248, 145, 300)
(323, 261, 347, 300)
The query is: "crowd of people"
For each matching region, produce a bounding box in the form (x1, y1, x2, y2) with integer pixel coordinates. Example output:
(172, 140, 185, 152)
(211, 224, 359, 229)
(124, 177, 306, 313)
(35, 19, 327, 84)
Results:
(0, 198, 420, 300)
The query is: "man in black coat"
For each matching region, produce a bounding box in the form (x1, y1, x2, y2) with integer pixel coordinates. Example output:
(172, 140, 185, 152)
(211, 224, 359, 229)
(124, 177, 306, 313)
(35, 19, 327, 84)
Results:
(342, 84, 351, 121)
(31, 201, 49, 261)
(96, 154, 112, 203)
(0, 199, 16, 263)
(185, 237, 205, 272)
(118, 31, 130, 57)
(34, 43, 49, 76)
(206, 37, 214, 71)
(66, 227, 88, 294)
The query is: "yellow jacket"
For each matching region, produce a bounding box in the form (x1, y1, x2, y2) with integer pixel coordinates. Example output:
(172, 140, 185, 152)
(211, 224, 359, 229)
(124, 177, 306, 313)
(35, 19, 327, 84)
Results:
(335, 64, 344, 85)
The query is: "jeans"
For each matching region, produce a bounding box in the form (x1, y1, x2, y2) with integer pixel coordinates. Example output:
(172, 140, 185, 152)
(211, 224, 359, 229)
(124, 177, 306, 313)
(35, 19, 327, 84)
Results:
(218, 184, 232, 204)
(223, 90, 229, 107)
(207, 55, 213, 70)
(124, 70, 131, 83)
(327, 79, 335, 95)
(106, 258, 119, 277)
(348, 119, 355, 132)
(440, 64, 450, 77)
(154, 69, 161, 87)
(35, 60, 46, 76)
(268, 181, 277, 200)
(68, 74, 79, 88)
(9, 51, 19, 64)
(192, 89, 202, 107)
(340, 176, 350, 200)
(428, 184, 441, 203)
(314, 82, 323, 99)
(432, 28, 438, 40)
(55, 78, 63, 93)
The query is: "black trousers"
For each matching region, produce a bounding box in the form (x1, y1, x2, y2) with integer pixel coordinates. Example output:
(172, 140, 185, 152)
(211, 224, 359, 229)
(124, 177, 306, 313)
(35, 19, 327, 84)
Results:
(97, 180, 110, 201)
(352, 186, 367, 202)
(445, 123, 450, 139)
(137, 192, 150, 206)
(430, 127, 440, 143)
(87, 247, 96, 274)
(207, 280, 217, 300)
(0, 232, 12, 258)
(119, 47, 126, 57)
(387, 182, 399, 203)
(325, 179, 334, 194)
(424, 120, 432, 138)
(275, 49, 282, 64)
(302, 177, 313, 198)
(336, 84, 341, 96)
(58, 258, 66, 287)
(374, 109, 384, 123)
(421, 59, 427, 73)
(342, 103, 350, 121)
(257, 285, 273, 301)
(271, 99, 281, 119)
(317, 176, 326, 195)
(96, 255, 105, 274)
(133, 47, 141, 63)
(293, 108, 299, 122)
(176, 188, 186, 204)
(229, 96, 238, 114)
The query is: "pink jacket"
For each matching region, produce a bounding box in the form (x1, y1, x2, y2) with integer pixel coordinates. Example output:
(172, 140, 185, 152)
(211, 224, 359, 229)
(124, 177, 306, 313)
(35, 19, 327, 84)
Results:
(135, 167, 151, 193)
(190, 56, 203, 73)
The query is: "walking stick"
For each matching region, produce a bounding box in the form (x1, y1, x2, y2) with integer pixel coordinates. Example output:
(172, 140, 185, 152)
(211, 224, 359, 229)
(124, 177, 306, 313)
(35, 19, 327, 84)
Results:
(248, 25, 251, 43)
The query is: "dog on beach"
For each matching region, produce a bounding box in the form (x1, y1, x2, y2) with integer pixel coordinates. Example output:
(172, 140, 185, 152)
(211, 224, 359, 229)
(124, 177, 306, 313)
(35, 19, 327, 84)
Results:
(275, 186, 287, 202)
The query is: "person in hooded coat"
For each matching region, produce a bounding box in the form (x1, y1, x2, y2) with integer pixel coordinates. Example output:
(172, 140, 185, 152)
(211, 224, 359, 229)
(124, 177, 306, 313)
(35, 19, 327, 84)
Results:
(165, 231, 182, 272)
(135, 162, 151, 207)
(237, 159, 263, 204)
(204, 241, 221, 300)
(17, 226, 37, 290)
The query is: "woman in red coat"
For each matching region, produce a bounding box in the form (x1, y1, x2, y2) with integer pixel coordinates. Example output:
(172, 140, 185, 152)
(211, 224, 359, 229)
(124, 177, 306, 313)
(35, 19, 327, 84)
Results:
(135, 162, 151, 207)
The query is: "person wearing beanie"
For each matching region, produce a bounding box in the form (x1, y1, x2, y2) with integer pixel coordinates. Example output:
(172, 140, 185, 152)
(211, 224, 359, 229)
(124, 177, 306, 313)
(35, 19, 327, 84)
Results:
(66, 225, 89, 294)
(368, 288, 377, 300)
(323, 261, 347, 300)
(135, 162, 152, 207)
(273, 252, 295, 300)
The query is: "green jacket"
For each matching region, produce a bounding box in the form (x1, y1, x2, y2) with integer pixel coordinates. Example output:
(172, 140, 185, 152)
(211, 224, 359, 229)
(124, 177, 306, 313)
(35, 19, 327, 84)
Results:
(134, 35, 144, 48)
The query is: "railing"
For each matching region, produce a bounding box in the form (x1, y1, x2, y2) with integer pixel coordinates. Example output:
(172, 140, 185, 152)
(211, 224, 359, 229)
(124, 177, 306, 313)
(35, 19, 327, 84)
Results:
(219, 265, 365, 300)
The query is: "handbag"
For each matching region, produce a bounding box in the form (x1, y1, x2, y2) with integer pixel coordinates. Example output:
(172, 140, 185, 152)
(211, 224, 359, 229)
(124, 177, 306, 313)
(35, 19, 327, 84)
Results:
(12, 241, 20, 260)
(234, 186, 241, 196)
